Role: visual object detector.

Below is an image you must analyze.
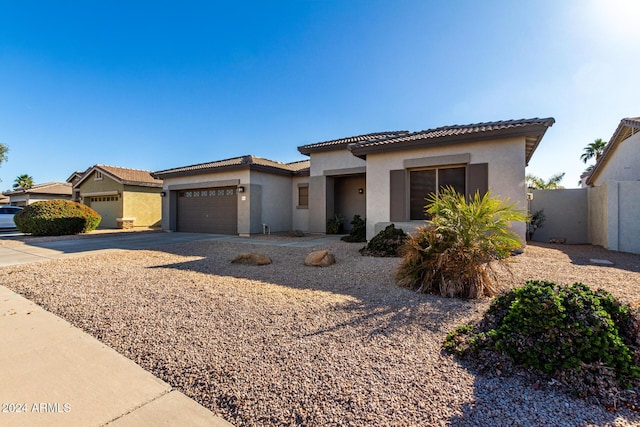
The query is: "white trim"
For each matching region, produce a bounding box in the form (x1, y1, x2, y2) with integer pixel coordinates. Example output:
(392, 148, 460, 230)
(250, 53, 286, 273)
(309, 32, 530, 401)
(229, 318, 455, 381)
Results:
(80, 190, 119, 197)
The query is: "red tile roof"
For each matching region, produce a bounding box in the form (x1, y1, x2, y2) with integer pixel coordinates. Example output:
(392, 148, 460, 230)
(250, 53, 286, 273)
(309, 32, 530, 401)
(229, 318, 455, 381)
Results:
(297, 131, 409, 155)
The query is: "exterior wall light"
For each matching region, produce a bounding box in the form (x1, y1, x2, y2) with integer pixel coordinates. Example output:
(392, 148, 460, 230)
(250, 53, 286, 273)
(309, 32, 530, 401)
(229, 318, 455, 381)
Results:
(160, 191, 167, 197)
(358, 188, 364, 194)
(238, 186, 245, 193)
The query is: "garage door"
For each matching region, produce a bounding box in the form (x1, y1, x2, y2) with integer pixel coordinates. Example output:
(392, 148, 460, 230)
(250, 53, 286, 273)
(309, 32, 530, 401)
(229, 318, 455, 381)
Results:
(177, 187, 238, 234)
(89, 196, 120, 228)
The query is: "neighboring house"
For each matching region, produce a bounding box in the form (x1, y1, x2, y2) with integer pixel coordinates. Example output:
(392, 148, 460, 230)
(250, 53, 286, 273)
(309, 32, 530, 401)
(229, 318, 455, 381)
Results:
(154, 117, 555, 241)
(3, 182, 72, 207)
(152, 156, 310, 235)
(529, 117, 640, 254)
(74, 165, 163, 229)
(0, 194, 9, 205)
(586, 117, 640, 254)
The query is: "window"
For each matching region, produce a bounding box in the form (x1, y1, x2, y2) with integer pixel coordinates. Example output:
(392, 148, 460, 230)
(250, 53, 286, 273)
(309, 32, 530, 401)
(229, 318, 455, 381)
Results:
(409, 167, 465, 220)
(298, 185, 309, 208)
(94, 171, 103, 180)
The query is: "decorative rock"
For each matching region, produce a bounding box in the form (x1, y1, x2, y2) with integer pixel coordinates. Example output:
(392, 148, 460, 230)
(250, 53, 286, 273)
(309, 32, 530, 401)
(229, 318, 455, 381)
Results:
(589, 258, 614, 266)
(304, 250, 335, 267)
(231, 253, 272, 266)
(287, 230, 305, 237)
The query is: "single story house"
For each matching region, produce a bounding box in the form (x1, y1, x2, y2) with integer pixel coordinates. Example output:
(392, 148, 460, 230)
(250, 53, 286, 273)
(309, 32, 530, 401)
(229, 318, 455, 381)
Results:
(3, 182, 73, 207)
(152, 156, 310, 235)
(73, 165, 163, 228)
(154, 117, 554, 241)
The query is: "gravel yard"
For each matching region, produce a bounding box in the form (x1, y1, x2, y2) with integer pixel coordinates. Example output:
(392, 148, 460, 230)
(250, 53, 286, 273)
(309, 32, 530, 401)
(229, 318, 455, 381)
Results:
(2, 237, 640, 426)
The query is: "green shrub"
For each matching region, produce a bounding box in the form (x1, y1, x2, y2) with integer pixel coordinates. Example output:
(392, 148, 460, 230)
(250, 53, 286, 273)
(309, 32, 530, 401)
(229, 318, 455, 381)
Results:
(14, 200, 101, 236)
(396, 187, 527, 298)
(341, 215, 366, 243)
(359, 224, 407, 257)
(326, 214, 344, 234)
(445, 280, 640, 388)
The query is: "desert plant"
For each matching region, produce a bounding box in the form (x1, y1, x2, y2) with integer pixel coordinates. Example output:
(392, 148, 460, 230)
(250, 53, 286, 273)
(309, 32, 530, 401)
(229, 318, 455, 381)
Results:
(526, 209, 545, 240)
(326, 214, 344, 234)
(444, 280, 640, 395)
(341, 214, 366, 242)
(14, 200, 101, 236)
(359, 224, 407, 257)
(396, 187, 527, 298)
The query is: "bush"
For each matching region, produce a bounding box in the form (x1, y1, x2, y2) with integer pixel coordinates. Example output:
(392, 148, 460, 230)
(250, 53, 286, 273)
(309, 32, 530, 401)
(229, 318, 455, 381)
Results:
(444, 280, 640, 401)
(326, 214, 344, 234)
(341, 215, 366, 243)
(14, 200, 101, 236)
(396, 187, 527, 298)
(359, 224, 407, 257)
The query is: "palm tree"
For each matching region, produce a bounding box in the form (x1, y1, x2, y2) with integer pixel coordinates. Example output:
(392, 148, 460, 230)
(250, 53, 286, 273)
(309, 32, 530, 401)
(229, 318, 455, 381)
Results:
(580, 138, 607, 164)
(0, 143, 7, 168)
(13, 174, 34, 190)
(525, 173, 565, 190)
(396, 187, 527, 298)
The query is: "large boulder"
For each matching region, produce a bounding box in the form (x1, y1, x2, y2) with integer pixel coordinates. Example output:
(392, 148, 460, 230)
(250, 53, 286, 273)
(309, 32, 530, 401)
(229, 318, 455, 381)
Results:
(231, 253, 272, 266)
(304, 250, 335, 267)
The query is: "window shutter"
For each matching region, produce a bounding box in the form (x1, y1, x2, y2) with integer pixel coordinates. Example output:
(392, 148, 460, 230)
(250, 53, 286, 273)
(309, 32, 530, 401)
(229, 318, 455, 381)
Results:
(390, 169, 406, 222)
(467, 163, 488, 198)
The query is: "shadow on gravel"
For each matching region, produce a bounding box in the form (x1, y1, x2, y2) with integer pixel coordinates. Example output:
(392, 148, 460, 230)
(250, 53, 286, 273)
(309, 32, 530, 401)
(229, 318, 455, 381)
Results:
(149, 241, 483, 337)
(447, 361, 640, 426)
(528, 242, 640, 273)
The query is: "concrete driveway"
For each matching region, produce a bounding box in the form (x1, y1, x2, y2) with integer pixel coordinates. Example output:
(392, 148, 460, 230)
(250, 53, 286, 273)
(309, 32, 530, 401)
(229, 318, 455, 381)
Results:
(0, 232, 223, 267)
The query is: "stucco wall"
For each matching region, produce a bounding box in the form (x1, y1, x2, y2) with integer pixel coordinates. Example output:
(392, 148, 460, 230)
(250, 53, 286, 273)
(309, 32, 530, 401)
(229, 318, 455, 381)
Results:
(309, 150, 366, 177)
(122, 186, 162, 227)
(587, 184, 608, 248)
(249, 171, 293, 233)
(364, 137, 528, 240)
(617, 181, 640, 254)
(592, 132, 640, 186)
(291, 176, 309, 232)
(529, 189, 588, 244)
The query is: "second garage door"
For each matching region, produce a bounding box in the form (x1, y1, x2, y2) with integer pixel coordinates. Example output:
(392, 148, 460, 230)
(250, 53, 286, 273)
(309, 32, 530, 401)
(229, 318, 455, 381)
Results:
(177, 187, 238, 234)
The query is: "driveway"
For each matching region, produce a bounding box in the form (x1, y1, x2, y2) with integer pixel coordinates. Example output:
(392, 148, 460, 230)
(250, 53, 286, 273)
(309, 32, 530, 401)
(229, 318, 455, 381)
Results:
(0, 232, 222, 267)
(0, 231, 344, 267)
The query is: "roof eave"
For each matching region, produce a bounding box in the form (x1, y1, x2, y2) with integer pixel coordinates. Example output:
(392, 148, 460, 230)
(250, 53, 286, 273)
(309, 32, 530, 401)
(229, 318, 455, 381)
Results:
(586, 118, 640, 186)
(349, 124, 553, 162)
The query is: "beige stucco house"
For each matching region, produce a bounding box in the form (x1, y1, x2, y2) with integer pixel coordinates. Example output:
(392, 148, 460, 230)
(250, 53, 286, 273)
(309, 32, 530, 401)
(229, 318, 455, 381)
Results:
(154, 117, 554, 241)
(4, 182, 73, 207)
(152, 156, 310, 235)
(74, 165, 163, 228)
(585, 117, 640, 254)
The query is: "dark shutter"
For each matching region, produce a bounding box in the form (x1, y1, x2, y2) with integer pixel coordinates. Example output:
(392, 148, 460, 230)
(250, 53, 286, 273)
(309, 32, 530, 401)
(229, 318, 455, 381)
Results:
(390, 169, 406, 222)
(467, 163, 488, 198)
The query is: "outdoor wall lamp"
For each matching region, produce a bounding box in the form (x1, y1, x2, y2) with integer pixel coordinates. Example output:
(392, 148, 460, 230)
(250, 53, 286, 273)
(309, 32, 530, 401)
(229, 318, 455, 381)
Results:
(238, 186, 245, 193)
(160, 191, 166, 197)
(358, 188, 364, 194)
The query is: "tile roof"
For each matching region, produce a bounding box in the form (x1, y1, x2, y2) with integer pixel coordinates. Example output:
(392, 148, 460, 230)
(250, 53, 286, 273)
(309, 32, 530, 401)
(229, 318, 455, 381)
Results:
(348, 118, 555, 164)
(297, 131, 410, 155)
(586, 117, 640, 186)
(152, 155, 310, 178)
(4, 182, 73, 196)
(75, 165, 162, 188)
(96, 165, 163, 186)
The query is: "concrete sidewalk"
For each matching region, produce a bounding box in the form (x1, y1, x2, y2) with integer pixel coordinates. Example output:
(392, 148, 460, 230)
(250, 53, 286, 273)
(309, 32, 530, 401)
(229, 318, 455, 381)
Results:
(0, 285, 232, 426)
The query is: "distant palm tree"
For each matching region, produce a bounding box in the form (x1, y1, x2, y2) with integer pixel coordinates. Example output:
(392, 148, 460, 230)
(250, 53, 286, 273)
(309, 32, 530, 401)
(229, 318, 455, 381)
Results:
(13, 174, 34, 190)
(526, 173, 565, 190)
(580, 138, 607, 164)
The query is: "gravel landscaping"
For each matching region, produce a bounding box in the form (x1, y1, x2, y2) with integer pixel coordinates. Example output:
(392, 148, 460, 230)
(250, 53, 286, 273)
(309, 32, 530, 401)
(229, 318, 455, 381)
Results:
(2, 237, 640, 426)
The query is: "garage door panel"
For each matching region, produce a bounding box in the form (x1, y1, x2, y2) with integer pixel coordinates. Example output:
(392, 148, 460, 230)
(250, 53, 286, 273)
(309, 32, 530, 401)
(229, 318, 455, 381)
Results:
(177, 187, 237, 234)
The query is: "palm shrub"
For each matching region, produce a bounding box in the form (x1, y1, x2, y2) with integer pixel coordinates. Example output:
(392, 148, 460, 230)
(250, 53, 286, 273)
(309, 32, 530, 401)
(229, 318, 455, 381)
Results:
(14, 200, 101, 236)
(396, 187, 527, 298)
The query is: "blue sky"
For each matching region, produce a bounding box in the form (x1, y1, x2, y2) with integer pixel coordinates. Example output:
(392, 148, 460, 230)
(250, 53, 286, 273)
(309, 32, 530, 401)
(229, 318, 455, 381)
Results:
(1, 0, 638, 190)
